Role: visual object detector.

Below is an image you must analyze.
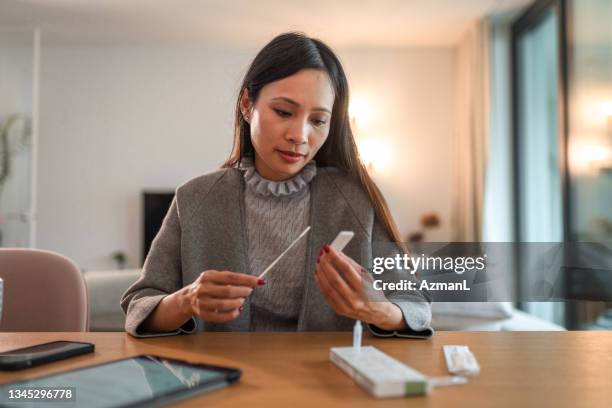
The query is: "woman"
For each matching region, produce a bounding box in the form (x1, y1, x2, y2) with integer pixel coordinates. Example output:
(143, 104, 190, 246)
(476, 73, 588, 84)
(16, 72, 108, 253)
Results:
(121, 32, 433, 338)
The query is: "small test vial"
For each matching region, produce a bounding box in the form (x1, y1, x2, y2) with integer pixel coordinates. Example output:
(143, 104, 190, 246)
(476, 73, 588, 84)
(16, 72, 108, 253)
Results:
(353, 320, 362, 353)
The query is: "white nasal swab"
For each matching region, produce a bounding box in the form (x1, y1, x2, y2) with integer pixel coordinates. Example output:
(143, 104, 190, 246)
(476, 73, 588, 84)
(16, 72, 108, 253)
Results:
(428, 375, 468, 387)
(257, 226, 311, 279)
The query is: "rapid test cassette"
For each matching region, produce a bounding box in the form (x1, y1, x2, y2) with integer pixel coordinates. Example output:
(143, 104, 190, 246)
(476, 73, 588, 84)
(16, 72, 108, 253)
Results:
(330, 231, 354, 251)
(330, 346, 430, 398)
(443, 345, 480, 376)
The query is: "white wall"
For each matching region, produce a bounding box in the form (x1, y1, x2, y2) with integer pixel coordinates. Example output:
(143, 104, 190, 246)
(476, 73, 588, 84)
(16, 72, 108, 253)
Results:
(37, 45, 455, 270)
(340, 48, 455, 243)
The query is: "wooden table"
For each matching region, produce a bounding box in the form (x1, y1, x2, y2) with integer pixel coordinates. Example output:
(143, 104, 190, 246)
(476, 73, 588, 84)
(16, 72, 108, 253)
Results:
(0, 331, 611, 407)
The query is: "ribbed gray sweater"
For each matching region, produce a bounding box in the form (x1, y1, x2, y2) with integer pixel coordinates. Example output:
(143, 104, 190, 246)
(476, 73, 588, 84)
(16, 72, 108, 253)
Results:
(241, 157, 316, 331)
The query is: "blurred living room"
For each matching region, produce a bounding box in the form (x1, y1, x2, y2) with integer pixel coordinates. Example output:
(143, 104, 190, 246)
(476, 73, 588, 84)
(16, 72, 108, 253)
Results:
(0, 0, 611, 406)
(2, 0, 612, 332)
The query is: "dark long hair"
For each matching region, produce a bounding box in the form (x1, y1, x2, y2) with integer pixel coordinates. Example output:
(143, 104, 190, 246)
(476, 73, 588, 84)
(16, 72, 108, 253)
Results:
(223, 32, 404, 245)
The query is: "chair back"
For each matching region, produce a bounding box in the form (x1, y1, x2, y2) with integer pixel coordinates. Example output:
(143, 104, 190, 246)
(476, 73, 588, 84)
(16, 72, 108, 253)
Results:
(0, 248, 88, 331)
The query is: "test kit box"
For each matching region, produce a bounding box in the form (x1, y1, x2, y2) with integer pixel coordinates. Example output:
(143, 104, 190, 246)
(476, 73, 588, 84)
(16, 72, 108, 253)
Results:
(329, 346, 430, 398)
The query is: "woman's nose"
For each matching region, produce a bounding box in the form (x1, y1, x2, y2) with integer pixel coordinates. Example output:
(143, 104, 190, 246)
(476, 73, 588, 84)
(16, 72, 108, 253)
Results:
(286, 120, 309, 145)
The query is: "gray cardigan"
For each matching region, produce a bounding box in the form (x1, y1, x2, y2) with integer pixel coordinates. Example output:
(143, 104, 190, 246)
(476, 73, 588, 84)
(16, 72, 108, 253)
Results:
(121, 165, 433, 338)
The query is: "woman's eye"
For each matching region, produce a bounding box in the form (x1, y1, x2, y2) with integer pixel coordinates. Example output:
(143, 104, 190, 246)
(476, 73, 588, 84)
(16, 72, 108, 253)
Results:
(274, 109, 291, 118)
(312, 118, 327, 127)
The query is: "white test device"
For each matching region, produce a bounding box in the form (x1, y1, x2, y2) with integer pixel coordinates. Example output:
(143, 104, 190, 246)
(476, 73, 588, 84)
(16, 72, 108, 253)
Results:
(330, 231, 354, 252)
(443, 345, 480, 376)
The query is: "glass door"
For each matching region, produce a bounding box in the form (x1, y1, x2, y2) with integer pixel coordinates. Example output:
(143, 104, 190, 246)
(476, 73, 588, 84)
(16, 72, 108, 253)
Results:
(512, 0, 568, 325)
(566, 0, 612, 329)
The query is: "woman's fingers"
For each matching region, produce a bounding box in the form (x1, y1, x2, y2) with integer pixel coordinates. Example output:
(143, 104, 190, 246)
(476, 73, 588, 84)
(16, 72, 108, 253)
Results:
(188, 270, 260, 324)
(340, 252, 368, 277)
(199, 296, 245, 312)
(200, 270, 261, 288)
(199, 308, 241, 323)
(191, 295, 244, 323)
(200, 282, 253, 299)
(317, 258, 356, 302)
(323, 248, 363, 293)
(316, 260, 359, 317)
(315, 268, 351, 316)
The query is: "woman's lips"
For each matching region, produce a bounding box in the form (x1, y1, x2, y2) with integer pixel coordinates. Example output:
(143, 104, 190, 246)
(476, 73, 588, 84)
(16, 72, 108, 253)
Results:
(276, 149, 305, 163)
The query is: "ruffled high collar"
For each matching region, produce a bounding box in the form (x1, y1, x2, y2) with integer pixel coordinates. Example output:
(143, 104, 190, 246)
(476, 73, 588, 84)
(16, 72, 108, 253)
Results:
(239, 156, 317, 197)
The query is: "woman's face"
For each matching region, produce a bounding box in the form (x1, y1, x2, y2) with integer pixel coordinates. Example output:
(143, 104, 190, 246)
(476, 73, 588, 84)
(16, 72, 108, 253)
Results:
(241, 68, 335, 181)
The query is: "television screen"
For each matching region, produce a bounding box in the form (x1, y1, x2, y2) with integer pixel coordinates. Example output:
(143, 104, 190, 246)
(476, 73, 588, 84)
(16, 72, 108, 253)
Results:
(142, 191, 174, 265)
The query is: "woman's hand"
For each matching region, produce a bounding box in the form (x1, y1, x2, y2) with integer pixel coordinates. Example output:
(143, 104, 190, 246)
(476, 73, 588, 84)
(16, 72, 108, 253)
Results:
(315, 246, 407, 331)
(180, 270, 262, 323)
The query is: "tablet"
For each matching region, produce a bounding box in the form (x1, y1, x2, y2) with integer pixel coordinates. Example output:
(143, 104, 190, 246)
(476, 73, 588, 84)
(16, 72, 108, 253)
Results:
(0, 354, 241, 408)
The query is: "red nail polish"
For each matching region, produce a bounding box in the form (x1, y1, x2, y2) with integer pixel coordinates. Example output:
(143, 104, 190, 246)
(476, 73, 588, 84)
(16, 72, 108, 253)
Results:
(324, 245, 330, 253)
(239, 306, 244, 312)
(257, 278, 266, 285)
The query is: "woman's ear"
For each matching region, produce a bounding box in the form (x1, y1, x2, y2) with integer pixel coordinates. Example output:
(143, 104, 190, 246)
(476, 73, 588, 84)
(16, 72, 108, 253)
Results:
(239, 89, 252, 123)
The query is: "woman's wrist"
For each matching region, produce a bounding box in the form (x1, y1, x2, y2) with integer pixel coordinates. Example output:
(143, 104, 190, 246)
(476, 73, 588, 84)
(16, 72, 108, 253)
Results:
(176, 285, 195, 319)
(140, 287, 193, 333)
(369, 302, 407, 331)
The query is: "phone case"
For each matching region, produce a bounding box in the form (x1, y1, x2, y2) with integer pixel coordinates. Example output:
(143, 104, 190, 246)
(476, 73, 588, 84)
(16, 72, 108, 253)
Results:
(0, 341, 95, 371)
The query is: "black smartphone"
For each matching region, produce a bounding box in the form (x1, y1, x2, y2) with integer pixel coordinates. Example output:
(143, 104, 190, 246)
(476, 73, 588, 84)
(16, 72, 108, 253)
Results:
(0, 341, 95, 371)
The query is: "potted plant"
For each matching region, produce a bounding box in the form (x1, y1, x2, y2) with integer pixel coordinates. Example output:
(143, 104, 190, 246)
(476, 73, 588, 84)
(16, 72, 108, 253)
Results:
(111, 251, 127, 270)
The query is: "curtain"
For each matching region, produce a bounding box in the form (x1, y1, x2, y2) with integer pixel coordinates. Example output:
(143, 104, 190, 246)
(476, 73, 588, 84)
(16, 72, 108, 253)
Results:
(452, 19, 491, 242)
